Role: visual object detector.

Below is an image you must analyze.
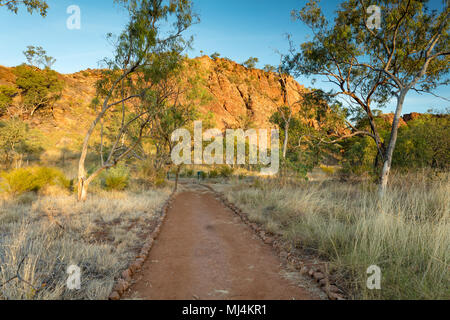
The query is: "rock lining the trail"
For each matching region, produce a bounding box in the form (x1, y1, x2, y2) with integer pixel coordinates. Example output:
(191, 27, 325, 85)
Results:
(108, 193, 175, 300)
(110, 183, 344, 300)
(201, 183, 347, 301)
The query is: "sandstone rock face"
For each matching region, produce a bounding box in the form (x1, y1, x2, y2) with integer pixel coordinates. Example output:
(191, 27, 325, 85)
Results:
(403, 112, 425, 122)
(0, 58, 304, 132)
(190, 56, 306, 129)
(379, 112, 444, 127)
(379, 113, 407, 127)
(1, 59, 435, 148)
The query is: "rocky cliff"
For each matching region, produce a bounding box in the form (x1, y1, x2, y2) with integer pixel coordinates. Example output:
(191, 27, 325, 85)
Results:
(0, 56, 305, 130)
(0, 57, 431, 154)
(188, 56, 305, 129)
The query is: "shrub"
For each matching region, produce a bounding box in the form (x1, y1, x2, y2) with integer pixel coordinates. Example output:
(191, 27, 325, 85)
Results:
(223, 172, 450, 299)
(102, 166, 130, 191)
(208, 169, 219, 178)
(0, 85, 17, 115)
(197, 171, 206, 180)
(0, 166, 69, 195)
(242, 57, 259, 69)
(13, 64, 63, 115)
(219, 165, 233, 178)
(0, 118, 28, 165)
(154, 175, 166, 187)
(320, 165, 335, 175)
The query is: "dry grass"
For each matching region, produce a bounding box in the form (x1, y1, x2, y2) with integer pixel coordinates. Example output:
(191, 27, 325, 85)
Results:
(214, 170, 449, 300)
(0, 188, 171, 300)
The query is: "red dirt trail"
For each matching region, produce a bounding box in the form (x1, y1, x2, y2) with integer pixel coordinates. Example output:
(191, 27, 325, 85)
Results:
(125, 184, 317, 300)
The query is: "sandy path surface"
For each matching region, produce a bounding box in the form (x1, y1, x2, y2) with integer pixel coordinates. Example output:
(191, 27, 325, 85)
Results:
(125, 184, 317, 300)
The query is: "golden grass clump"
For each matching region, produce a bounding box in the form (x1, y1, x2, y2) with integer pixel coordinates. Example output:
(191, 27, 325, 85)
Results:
(0, 187, 171, 300)
(218, 170, 449, 300)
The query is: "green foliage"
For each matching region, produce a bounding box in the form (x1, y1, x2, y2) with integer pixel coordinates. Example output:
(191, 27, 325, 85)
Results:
(198, 171, 206, 180)
(290, 0, 449, 102)
(0, 0, 48, 16)
(341, 135, 379, 176)
(287, 0, 449, 185)
(269, 89, 345, 177)
(208, 169, 219, 178)
(393, 114, 450, 170)
(341, 112, 450, 174)
(23, 46, 56, 69)
(242, 57, 259, 69)
(102, 166, 130, 191)
(154, 173, 167, 187)
(263, 64, 276, 73)
(79, 0, 197, 197)
(0, 118, 33, 165)
(320, 165, 335, 175)
(210, 52, 221, 60)
(218, 165, 233, 178)
(0, 166, 69, 195)
(13, 64, 63, 116)
(0, 85, 17, 115)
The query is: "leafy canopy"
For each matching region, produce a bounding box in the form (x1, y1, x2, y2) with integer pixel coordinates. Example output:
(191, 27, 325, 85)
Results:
(287, 0, 450, 107)
(0, 0, 48, 16)
(13, 64, 63, 115)
(23, 46, 56, 69)
(242, 57, 259, 69)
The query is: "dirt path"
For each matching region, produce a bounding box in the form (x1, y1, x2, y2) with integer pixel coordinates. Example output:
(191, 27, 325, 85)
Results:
(125, 184, 318, 300)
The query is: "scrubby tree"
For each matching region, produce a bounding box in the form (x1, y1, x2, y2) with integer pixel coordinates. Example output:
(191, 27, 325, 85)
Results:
(263, 64, 276, 73)
(0, 85, 17, 115)
(77, 0, 197, 201)
(266, 60, 303, 159)
(0, 118, 43, 168)
(393, 112, 450, 169)
(13, 64, 63, 116)
(10, 47, 62, 116)
(270, 89, 347, 177)
(0, 0, 48, 16)
(23, 46, 56, 69)
(286, 0, 450, 195)
(210, 52, 221, 60)
(242, 57, 259, 69)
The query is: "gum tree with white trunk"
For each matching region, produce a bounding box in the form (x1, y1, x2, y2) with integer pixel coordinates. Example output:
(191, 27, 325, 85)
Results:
(287, 0, 449, 195)
(77, 0, 196, 201)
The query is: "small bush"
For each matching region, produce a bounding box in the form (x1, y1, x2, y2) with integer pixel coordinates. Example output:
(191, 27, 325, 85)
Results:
(208, 169, 219, 178)
(0, 85, 17, 115)
(219, 165, 234, 178)
(197, 171, 206, 180)
(320, 165, 336, 175)
(0, 167, 70, 195)
(102, 166, 130, 191)
(154, 170, 167, 187)
(13, 64, 64, 115)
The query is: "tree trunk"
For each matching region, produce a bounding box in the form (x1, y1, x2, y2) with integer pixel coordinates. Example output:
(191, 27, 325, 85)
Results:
(174, 165, 181, 192)
(77, 177, 89, 201)
(282, 121, 290, 159)
(379, 91, 407, 196)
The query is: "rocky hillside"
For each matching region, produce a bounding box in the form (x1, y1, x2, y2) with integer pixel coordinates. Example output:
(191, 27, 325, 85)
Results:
(0, 57, 432, 156)
(188, 56, 305, 129)
(0, 56, 305, 129)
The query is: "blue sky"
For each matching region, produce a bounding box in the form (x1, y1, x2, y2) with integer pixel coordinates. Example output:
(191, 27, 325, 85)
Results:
(0, 0, 448, 114)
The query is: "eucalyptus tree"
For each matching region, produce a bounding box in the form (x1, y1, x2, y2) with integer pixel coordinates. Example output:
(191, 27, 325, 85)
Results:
(0, 0, 48, 16)
(286, 0, 449, 194)
(77, 0, 196, 201)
